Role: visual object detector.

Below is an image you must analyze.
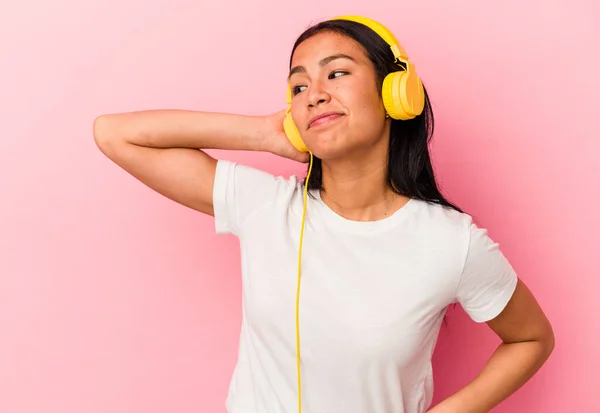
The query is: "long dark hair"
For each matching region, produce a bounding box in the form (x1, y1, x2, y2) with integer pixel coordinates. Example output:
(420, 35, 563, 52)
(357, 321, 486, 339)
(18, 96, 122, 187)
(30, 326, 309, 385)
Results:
(289, 19, 463, 214)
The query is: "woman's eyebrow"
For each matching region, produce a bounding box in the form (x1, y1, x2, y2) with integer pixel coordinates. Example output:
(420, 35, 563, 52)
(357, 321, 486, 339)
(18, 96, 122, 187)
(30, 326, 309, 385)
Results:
(288, 53, 356, 81)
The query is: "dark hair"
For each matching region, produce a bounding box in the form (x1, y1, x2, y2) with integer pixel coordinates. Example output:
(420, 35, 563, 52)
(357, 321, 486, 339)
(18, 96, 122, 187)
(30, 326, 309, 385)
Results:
(289, 19, 463, 214)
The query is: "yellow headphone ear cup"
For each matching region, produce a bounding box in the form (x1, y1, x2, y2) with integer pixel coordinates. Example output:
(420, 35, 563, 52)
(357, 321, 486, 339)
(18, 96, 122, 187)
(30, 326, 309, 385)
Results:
(283, 108, 309, 153)
(382, 69, 425, 120)
(382, 72, 405, 120)
(402, 64, 425, 118)
(283, 85, 309, 153)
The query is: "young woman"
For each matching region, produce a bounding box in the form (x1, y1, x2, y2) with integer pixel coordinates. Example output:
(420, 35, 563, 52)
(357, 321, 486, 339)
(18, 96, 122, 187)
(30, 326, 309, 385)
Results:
(94, 15, 554, 413)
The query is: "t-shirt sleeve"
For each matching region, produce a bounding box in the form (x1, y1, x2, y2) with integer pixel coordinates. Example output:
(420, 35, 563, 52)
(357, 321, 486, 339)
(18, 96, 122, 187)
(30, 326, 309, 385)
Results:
(212, 159, 289, 236)
(454, 221, 519, 323)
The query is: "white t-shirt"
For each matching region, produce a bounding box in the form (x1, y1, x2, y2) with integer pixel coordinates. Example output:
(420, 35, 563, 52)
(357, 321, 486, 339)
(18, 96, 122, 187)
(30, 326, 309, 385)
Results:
(212, 159, 518, 413)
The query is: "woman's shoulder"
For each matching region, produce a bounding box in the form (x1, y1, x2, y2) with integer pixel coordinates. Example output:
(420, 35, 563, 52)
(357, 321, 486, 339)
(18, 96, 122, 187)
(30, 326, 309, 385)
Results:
(409, 199, 504, 263)
(409, 198, 474, 233)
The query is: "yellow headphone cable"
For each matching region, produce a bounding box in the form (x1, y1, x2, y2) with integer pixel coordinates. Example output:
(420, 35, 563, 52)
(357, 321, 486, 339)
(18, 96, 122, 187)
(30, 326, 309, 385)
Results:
(295, 151, 313, 413)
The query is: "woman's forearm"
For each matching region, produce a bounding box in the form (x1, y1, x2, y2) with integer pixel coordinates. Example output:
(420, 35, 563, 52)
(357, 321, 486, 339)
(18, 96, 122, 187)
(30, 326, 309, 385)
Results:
(429, 339, 554, 413)
(93, 110, 266, 151)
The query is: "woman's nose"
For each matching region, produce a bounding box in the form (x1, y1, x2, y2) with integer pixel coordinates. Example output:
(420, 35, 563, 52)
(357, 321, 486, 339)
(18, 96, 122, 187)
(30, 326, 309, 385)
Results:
(307, 82, 331, 108)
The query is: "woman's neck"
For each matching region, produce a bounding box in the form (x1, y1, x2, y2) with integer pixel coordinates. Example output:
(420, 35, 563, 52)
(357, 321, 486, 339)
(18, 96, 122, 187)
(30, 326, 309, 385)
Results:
(319, 158, 409, 222)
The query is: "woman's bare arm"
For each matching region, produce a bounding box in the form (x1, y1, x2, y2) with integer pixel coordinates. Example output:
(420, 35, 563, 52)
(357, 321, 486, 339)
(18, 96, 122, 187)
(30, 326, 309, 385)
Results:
(93, 110, 301, 215)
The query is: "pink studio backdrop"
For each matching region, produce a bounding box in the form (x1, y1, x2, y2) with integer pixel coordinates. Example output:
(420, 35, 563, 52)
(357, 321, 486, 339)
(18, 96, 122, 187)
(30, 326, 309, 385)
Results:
(1, 1, 598, 412)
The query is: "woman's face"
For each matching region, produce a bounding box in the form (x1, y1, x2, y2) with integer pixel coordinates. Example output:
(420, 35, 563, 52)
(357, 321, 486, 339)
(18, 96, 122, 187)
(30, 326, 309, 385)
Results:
(288, 31, 390, 161)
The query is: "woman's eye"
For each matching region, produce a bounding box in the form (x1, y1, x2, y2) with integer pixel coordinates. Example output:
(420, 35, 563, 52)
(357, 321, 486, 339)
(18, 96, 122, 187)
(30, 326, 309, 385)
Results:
(329, 71, 348, 79)
(291, 72, 347, 96)
(292, 85, 306, 96)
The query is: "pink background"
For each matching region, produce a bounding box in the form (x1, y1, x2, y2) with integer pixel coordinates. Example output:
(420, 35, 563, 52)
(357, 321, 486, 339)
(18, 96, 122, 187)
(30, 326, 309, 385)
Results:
(1, 0, 598, 412)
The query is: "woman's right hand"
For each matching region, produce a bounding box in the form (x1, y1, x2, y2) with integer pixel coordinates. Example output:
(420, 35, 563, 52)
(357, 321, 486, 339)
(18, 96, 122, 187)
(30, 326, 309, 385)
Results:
(261, 109, 310, 163)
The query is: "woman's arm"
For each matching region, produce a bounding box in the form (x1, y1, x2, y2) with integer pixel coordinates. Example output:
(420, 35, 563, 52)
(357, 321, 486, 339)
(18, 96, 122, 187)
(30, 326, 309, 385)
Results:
(93, 109, 305, 216)
(429, 279, 555, 413)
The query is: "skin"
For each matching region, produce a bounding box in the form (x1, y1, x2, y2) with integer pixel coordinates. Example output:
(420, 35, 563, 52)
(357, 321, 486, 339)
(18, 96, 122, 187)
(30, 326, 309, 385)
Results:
(94, 30, 554, 413)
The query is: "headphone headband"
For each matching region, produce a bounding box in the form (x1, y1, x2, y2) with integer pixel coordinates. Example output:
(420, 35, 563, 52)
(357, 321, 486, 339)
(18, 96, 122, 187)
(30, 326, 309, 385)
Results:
(330, 15, 409, 65)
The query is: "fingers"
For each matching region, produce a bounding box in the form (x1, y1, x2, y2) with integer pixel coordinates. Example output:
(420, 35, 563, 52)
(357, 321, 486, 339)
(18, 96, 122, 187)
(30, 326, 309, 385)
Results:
(297, 152, 310, 163)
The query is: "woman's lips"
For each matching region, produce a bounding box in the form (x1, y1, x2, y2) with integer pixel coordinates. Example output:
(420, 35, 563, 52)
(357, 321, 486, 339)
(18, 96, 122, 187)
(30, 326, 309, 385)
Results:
(309, 113, 343, 129)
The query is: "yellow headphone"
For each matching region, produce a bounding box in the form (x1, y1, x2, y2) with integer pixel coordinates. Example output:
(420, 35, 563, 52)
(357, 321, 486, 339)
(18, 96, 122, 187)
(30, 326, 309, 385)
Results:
(287, 15, 425, 413)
